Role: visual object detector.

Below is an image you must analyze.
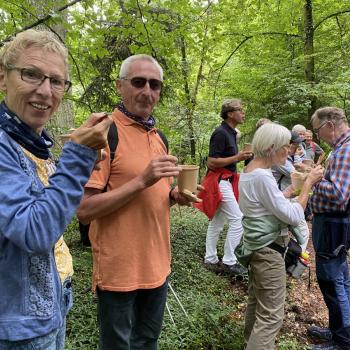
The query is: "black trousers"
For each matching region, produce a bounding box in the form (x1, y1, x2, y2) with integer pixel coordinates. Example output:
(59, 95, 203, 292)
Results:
(97, 279, 168, 350)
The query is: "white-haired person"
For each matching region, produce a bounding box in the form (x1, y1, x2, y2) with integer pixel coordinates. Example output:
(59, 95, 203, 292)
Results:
(77, 54, 198, 350)
(291, 123, 308, 163)
(292, 123, 307, 139)
(236, 123, 323, 350)
(271, 129, 312, 249)
(0, 29, 112, 349)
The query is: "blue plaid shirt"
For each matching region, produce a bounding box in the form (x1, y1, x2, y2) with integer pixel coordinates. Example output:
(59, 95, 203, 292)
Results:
(311, 129, 350, 213)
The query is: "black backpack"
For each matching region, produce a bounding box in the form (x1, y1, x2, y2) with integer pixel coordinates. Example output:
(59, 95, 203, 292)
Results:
(79, 123, 168, 246)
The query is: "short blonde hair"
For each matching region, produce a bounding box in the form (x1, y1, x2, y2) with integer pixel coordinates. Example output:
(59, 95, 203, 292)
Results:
(0, 29, 69, 76)
(252, 123, 291, 158)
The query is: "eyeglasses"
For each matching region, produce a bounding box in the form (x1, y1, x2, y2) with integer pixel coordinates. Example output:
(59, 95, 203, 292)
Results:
(313, 121, 328, 137)
(8, 66, 71, 93)
(121, 77, 162, 91)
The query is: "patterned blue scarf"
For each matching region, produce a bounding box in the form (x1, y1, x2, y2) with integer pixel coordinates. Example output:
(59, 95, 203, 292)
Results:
(0, 101, 53, 160)
(117, 102, 156, 131)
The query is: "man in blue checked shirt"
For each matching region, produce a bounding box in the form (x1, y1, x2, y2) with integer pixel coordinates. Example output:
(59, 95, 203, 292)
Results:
(309, 107, 350, 350)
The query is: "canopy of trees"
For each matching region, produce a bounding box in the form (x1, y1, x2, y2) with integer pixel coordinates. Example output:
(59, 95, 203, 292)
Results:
(1, 0, 350, 164)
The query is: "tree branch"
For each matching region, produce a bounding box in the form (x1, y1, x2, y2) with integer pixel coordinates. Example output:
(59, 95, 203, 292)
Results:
(314, 9, 350, 32)
(0, 0, 83, 46)
(135, 0, 158, 60)
(212, 30, 302, 99)
(223, 31, 301, 38)
(0, 0, 88, 104)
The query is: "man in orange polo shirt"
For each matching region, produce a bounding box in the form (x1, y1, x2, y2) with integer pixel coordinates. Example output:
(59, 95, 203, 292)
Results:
(77, 54, 195, 350)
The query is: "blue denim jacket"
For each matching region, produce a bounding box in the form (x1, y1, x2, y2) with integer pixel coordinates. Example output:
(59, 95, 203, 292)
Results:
(0, 130, 96, 341)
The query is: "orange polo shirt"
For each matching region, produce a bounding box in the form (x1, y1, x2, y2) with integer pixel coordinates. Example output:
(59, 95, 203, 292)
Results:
(86, 109, 171, 292)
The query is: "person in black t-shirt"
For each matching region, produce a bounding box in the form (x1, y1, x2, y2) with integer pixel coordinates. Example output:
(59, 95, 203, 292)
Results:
(204, 99, 252, 275)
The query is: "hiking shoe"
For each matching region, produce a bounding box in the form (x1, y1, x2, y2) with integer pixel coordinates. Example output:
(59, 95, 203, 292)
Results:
(203, 261, 221, 273)
(311, 341, 342, 349)
(308, 326, 332, 341)
(222, 263, 248, 276)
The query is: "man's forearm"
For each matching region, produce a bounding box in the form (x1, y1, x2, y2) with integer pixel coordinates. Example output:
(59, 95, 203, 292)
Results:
(207, 155, 237, 169)
(77, 178, 146, 224)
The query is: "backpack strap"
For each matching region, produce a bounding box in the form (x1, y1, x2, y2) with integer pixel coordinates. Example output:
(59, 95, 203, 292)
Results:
(268, 242, 288, 258)
(78, 123, 168, 247)
(156, 129, 169, 153)
(107, 121, 118, 162)
(277, 174, 285, 190)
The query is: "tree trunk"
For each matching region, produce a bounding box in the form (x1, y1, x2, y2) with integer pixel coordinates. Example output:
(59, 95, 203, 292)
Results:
(180, 35, 196, 162)
(27, 0, 74, 138)
(304, 0, 317, 116)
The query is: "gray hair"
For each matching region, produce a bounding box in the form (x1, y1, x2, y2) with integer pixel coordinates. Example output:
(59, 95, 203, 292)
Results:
(252, 122, 291, 158)
(0, 29, 69, 77)
(292, 124, 306, 133)
(311, 107, 348, 127)
(220, 99, 241, 120)
(119, 54, 163, 80)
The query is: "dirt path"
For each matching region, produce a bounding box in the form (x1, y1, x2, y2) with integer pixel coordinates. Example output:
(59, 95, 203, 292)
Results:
(282, 223, 328, 346)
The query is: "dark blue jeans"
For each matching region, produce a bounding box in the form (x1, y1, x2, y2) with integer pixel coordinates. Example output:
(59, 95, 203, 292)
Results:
(97, 279, 168, 350)
(313, 214, 350, 349)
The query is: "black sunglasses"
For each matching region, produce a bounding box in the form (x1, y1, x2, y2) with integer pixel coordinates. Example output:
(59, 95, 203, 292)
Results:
(121, 77, 162, 91)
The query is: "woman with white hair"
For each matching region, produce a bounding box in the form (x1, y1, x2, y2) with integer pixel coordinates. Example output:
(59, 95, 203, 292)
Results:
(236, 123, 323, 349)
(292, 123, 307, 137)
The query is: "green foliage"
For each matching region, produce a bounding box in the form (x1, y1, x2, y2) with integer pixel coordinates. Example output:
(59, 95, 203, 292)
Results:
(0, 1, 342, 347)
(0, 0, 350, 159)
(163, 208, 245, 349)
(2, 0, 350, 157)
(277, 335, 309, 350)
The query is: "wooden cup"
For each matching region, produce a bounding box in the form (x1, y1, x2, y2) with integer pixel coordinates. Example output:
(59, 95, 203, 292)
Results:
(177, 165, 199, 194)
(291, 171, 307, 191)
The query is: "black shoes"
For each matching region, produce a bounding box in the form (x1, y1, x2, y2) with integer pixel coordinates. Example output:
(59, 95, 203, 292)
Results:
(203, 261, 248, 277)
(308, 327, 346, 350)
(203, 261, 221, 273)
(222, 263, 248, 276)
(311, 342, 343, 349)
(308, 326, 332, 341)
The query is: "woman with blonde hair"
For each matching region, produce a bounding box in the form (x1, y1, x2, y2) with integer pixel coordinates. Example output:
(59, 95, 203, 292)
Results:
(0, 29, 111, 349)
